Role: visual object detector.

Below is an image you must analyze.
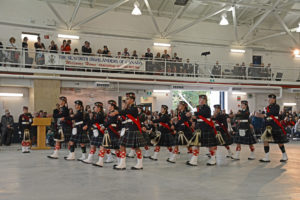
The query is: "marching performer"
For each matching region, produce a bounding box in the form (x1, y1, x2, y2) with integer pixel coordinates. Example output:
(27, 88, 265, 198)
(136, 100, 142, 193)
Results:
(167, 101, 193, 164)
(64, 100, 90, 161)
(114, 92, 146, 170)
(260, 94, 289, 162)
(81, 102, 105, 164)
(48, 96, 71, 159)
(212, 104, 233, 158)
(149, 105, 175, 161)
(18, 106, 33, 153)
(187, 95, 219, 166)
(138, 105, 151, 158)
(92, 100, 120, 167)
(232, 101, 256, 160)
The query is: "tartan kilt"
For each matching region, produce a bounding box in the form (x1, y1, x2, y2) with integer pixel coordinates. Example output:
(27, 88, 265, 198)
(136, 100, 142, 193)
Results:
(218, 129, 233, 146)
(69, 126, 90, 144)
(268, 128, 289, 144)
(54, 125, 72, 142)
(200, 129, 219, 147)
(157, 131, 176, 147)
(142, 132, 151, 146)
(119, 130, 146, 148)
(233, 129, 256, 145)
(90, 133, 104, 147)
(103, 130, 120, 149)
(174, 129, 193, 146)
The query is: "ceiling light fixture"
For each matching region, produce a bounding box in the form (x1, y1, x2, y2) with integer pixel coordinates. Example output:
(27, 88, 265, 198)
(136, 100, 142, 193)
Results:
(153, 42, 171, 47)
(231, 49, 246, 53)
(219, 13, 229, 26)
(131, 1, 142, 16)
(0, 93, 23, 97)
(57, 34, 80, 39)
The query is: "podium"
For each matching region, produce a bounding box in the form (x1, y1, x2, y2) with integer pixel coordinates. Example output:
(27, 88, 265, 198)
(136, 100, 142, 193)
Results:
(31, 118, 52, 150)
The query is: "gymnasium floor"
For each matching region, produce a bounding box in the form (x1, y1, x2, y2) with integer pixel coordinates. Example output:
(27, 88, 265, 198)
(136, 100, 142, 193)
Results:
(0, 143, 299, 200)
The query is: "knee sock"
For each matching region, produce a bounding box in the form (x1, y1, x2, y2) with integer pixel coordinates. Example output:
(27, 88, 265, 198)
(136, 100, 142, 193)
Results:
(89, 149, 96, 154)
(154, 146, 160, 152)
(98, 149, 105, 158)
(167, 147, 173, 152)
(136, 149, 143, 159)
(70, 145, 75, 153)
(81, 146, 86, 153)
(144, 146, 149, 150)
(264, 146, 270, 153)
(236, 146, 241, 151)
(279, 145, 286, 153)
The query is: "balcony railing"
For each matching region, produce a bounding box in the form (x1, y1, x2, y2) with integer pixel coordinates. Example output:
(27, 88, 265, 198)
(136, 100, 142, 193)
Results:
(0, 48, 299, 82)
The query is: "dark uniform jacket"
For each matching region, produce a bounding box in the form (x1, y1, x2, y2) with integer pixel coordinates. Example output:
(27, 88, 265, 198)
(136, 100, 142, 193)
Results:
(194, 104, 212, 131)
(120, 104, 139, 132)
(53, 106, 70, 128)
(265, 103, 281, 129)
(18, 113, 33, 132)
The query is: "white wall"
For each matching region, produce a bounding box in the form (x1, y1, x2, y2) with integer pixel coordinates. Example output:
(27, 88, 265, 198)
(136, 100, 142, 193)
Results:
(0, 87, 29, 119)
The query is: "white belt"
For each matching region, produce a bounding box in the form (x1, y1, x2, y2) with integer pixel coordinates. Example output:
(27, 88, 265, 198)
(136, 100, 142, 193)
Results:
(267, 117, 278, 120)
(240, 120, 248, 122)
(197, 118, 210, 122)
(75, 121, 83, 126)
(122, 119, 133, 124)
(22, 122, 29, 125)
(93, 124, 103, 128)
(110, 124, 117, 127)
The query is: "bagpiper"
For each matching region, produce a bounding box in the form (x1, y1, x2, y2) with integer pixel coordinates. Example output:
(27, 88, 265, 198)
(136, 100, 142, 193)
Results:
(212, 104, 234, 158)
(187, 95, 219, 166)
(232, 100, 256, 160)
(149, 105, 175, 161)
(260, 94, 289, 162)
(81, 102, 105, 164)
(18, 106, 33, 153)
(48, 96, 71, 159)
(64, 100, 90, 161)
(114, 92, 146, 170)
(167, 101, 193, 164)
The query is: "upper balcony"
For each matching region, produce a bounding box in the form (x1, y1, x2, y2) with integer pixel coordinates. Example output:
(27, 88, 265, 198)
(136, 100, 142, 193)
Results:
(0, 48, 300, 87)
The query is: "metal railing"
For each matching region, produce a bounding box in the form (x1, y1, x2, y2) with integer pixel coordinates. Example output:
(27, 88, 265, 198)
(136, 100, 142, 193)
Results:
(0, 48, 299, 82)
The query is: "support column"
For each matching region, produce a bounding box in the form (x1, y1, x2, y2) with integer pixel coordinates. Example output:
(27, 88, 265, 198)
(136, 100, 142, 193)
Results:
(29, 79, 61, 114)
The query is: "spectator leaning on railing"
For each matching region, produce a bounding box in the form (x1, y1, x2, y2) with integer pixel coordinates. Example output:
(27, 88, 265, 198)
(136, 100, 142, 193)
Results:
(122, 48, 130, 58)
(22, 37, 33, 68)
(102, 45, 110, 55)
(144, 48, 153, 60)
(48, 40, 58, 53)
(132, 50, 138, 59)
(7, 37, 18, 66)
(161, 49, 169, 60)
(82, 41, 92, 56)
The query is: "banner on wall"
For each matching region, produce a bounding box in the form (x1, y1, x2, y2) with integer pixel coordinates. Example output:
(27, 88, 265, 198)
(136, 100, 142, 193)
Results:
(45, 53, 145, 70)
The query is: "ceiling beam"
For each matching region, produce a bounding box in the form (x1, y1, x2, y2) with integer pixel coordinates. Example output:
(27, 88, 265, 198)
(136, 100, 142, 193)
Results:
(231, 5, 238, 42)
(163, 6, 186, 36)
(165, 6, 229, 37)
(68, 0, 81, 29)
(157, 0, 169, 16)
(273, 12, 298, 45)
(244, 32, 287, 45)
(46, 1, 68, 28)
(144, 0, 161, 35)
(71, 0, 129, 29)
(241, 0, 281, 42)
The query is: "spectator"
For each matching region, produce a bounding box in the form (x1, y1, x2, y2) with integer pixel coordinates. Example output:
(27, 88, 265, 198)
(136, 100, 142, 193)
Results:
(144, 48, 153, 60)
(82, 41, 92, 56)
(211, 61, 221, 78)
(161, 49, 169, 60)
(155, 52, 161, 60)
(0, 42, 3, 66)
(60, 40, 67, 53)
(7, 37, 18, 66)
(22, 37, 33, 68)
(85, 105, 91, 112)
(106, 51, 112, 57)
(102, 45, 110, 55)
(294, 119, 300, 138)
(97, 49, 103, 56)
(265, 63, 272, 80)
(48, 40, 58, 53)
(74, 48, 79, 55)
(122, 48, 130, 58)
(34, 36, 45, 65)
(251, 111, 264, 138)
(65, 40, 72, 54)
(1, 109, 14, 146)
(185, 58, 194, 76)
(131, 50, 138, 59)
(116, 51, 122, 58)
(172, 52, 179, 61)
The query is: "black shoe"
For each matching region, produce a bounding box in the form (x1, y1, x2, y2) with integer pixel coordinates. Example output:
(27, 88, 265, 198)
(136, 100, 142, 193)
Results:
(259, 159, 270, 163)
(143, 156, 150, 158)
(92, 163, 103, 167)
(248, 157, 255, 160)
(131, 166, 143, 170)
(81, 160, 92, 164)
(149, 157, 158, 161)
(126, 155, 134, 158)
(166, 158, 175, 164)
(186, 161, 197, 166)
(280, 159, 288, 162)
(206, 162, 216, 166)
(47, 155, 58, 159)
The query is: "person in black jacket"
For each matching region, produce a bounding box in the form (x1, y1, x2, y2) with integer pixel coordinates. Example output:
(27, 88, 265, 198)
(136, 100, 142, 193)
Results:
(149, 105, 175, 161)
(82, 41, 92, 56)
(167, 101, 192, 164)
(232, 101, 256, 160)
(19, 106, 33, 153)
(81, 102, 105, 165)
(260, 94, 289, 162)
(48, 96, 71, 159)
(64, 100, 90, 161)
(0, 109, 14, 146)
(114, 92, 146, 170)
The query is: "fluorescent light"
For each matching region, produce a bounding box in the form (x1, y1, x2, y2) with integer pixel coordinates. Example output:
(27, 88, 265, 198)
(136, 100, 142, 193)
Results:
(283, 103, 296, 106)
(297, 23, 300, 32)
(231, 49, 246, 53)
(153, 90, 170, 93)
(232, 91, 246, 95)
(58, 34, 80, 40)
(293, 49, 300, 55)
(21, 34, 38, 41)
(0, 93, 23, 97)
(131, 1, 142, 16)
(153, 43, 171, 47)
(219, 13, 229, 26)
